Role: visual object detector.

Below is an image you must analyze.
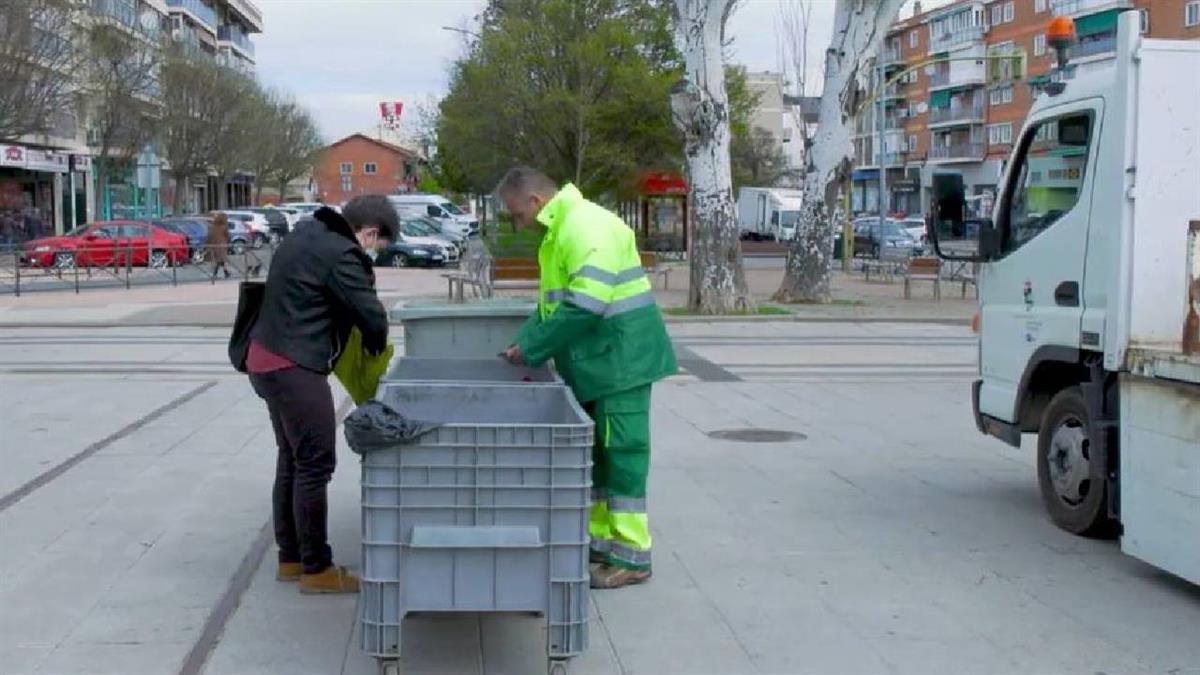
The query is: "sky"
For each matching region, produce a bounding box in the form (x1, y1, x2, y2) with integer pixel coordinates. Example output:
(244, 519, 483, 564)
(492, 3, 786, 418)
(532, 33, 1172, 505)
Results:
(253, 0, 937, 143)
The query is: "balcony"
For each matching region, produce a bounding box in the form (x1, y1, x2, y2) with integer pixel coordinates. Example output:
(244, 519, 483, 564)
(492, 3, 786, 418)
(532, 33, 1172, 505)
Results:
(225, 0, 264, 33)
(930, 25, 985, 51)
(218, 24, 255, 58)
(1070, 34, 1117, 59)
(928, 69, 986, 91)
(928, 103, 985, 127)
(879, 45, 903, 66)
(1051, 0, 1130, 17)
(89, 0, 136, 30)
(929, 142, 986, 162)
(168, 0, 217, 32)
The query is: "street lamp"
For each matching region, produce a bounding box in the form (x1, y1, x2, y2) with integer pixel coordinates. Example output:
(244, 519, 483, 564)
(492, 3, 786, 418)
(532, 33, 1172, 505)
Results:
(441, 26, 480, 39)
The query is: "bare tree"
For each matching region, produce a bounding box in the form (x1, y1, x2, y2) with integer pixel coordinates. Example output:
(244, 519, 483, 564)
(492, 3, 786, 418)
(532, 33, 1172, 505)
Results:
(160, 54, 236, 213)
(773, 0, 905, 303)
(84, 19, 164, 215)
(0, 0, 80, 141)
(670, 0, 754, 314)
(245, 92, 322, 203)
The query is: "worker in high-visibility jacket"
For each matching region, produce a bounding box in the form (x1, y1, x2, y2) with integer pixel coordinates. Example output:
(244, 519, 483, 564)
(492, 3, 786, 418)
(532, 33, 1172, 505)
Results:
(499, 167, 677, 590)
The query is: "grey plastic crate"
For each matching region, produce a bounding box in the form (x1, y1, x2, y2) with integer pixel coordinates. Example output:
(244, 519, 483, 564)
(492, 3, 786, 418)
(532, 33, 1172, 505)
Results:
(391, 299, 536, 359)
(382, 357, 561, 385)
(359, 382, 592, 661)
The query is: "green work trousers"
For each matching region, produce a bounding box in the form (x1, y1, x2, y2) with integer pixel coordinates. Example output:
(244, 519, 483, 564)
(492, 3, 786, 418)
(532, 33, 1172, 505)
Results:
(585, 384, 652, 571)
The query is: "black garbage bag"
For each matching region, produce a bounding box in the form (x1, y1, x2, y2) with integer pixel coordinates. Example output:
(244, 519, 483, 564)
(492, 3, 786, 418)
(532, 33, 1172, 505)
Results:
(343, 400, 440, 456)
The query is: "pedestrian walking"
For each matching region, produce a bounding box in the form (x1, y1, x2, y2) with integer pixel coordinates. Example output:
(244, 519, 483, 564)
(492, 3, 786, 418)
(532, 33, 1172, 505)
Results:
(498, 167, 677, 590)
(245, 196, 395, 594)
(206, 213, 232, 279)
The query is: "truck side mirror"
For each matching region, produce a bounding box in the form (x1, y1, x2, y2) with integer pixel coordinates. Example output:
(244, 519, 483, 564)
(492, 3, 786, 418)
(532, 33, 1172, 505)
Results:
(928, 197, 993, 262)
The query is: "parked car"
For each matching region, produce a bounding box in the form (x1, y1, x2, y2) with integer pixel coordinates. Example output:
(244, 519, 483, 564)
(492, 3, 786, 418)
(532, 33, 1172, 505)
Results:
(153, 217, 210, 264)
(388, 194, 477, 237)
(239, 207, 289, 242)
(216, 210, 271, 248)
(400, 217, 465, 255)
(282, 202, 339, 215)
(377, 239, 447, 268)
(898, 217, 928, 244)
(852, 219, 919, 260)
(23, 221, 188, 269)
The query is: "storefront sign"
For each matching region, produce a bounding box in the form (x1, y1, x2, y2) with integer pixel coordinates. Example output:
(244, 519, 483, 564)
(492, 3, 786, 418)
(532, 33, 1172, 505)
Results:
(71, 155, 92, 172)
(0, 144, 27, 168)
(892, 179, 919, 193)
(25, 149, 68, 173)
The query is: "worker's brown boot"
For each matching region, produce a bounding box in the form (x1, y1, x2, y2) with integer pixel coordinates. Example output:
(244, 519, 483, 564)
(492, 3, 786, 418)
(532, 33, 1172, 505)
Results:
(590, 564, 651, 589)
(277, 562, 303, 582)
(299, 565, 359, 594)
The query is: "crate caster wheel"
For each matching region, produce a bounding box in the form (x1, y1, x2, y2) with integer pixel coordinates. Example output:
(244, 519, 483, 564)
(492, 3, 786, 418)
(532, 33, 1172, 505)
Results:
(548, 658, 569, 675)
(378, 658, 400, 675)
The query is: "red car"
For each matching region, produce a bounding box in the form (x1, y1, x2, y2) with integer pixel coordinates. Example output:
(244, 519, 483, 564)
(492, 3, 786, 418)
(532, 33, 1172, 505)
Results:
(23, 221, 189, 270)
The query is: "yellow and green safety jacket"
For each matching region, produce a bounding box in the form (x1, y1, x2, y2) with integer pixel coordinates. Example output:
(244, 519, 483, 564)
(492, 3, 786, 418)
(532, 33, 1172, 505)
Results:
(514, 184, 676, 402)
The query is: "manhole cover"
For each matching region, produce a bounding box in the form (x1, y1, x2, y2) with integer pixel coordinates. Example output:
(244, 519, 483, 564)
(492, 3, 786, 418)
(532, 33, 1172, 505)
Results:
(706, 428, 807, 443)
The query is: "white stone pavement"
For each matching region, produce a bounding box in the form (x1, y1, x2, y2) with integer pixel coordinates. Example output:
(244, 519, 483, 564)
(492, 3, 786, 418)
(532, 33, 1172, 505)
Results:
(1, 323, 1198, 675)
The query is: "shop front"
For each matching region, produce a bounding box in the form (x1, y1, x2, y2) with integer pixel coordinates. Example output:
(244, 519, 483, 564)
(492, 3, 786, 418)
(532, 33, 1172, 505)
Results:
(635, 172, 688, 255)
(0, 144, 73, 246)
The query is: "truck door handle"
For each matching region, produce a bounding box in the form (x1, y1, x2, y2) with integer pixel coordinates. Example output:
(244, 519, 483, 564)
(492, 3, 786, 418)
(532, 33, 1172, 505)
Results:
(1055, 281, 1080, 307)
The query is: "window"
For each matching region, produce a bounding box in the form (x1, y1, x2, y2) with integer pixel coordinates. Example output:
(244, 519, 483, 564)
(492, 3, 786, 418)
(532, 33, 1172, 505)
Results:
(908, 135, 918, 152)
(1000, 113, 1092, 255)
(340, 175, 352, 192)
(1033, 33, 1046, 56)
(990, 4, 1004, 25)
(339, 162, 352, 175)
(988, 122, 1013, 146)
(1035, 0, 1048, 12)
(1187, 1, 1200, 27)
(427, 205, 443, 217)
(990, 85, 1013, 105)
(1138, 8, 1149, 33)
(120, 225, 150, 238)
(909, 101, 921, 117)
(909, 29, 918, 48)
(1004, 1, 1014, 23)
(363, 162, 378, 175)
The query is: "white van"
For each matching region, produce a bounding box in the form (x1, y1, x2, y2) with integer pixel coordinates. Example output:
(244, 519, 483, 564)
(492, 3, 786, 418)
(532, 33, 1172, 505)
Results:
(388, 194, 478, 237)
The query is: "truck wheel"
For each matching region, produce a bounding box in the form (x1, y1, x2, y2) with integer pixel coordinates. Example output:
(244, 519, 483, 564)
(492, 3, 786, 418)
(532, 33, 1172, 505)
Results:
(1036, 387, 1112, 537)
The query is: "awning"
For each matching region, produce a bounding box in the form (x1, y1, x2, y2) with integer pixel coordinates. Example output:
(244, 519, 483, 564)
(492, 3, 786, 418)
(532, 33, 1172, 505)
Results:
(1075, 10, 1118, 38)
(929, 90, 951, 109)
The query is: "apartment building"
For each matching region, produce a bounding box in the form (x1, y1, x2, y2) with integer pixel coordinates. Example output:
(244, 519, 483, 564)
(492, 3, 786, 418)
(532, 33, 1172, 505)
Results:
(744, 71, 810, 186)
(166, 0, 261, 74)
(851, 0, 1200, 219)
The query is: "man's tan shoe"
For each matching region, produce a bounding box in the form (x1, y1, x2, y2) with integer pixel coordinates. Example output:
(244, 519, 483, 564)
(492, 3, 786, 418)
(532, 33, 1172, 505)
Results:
(299, 565, 359, 594)
(589, 564, 651, 589)
(277, 562, 303, 582)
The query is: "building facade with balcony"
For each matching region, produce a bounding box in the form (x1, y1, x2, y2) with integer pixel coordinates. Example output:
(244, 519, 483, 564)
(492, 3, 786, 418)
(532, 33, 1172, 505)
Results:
(850, 0, 1198, 221)
(166, 0, 260, 72)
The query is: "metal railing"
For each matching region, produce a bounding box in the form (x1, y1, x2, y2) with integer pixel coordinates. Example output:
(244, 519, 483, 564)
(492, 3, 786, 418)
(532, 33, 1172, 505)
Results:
(929, 142, 986, 161)
(1052, 0, 1130, 17)
(929, 103, 985, 125)
(168, 0, 218, 30)
(217, 24, 255, 56)
(930, 26, 985, 50)
(0, 242, 274, 297)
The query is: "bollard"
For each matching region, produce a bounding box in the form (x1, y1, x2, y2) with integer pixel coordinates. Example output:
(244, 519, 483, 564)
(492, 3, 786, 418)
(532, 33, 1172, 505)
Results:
(14, 250, 20, 297)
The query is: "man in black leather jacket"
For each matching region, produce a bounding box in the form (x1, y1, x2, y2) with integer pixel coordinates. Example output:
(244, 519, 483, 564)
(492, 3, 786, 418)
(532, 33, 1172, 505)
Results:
(248, 196, 395, 594)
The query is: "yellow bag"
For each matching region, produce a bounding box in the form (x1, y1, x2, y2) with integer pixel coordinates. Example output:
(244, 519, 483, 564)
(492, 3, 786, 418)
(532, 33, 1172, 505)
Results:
(333, 327, 394, 405)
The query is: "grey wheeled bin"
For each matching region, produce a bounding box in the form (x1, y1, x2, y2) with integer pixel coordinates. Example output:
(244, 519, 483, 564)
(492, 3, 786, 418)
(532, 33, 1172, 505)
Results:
(390, 299, 536, 358)
(359, 382, 592, 675)
(381, 357, 563, 386)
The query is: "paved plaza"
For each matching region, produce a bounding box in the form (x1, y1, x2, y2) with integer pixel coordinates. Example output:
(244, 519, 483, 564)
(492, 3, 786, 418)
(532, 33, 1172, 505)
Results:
(2, 315, 1198, 675)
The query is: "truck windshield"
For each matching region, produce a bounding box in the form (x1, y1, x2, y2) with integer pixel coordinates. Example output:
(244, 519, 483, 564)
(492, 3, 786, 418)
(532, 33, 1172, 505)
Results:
(779, 211, 800, 227)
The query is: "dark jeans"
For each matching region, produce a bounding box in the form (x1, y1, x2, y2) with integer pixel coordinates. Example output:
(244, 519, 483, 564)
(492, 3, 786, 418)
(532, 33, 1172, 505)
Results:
(249, 366, 336, 574)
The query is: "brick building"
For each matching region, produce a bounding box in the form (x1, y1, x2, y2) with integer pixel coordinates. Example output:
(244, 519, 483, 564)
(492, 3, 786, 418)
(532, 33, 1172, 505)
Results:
(851, 0, 1200, 219)
(313, 134, 423, 206)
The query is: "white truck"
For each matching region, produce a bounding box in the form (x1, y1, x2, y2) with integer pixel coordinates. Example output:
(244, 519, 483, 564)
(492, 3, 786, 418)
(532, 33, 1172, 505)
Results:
(929, 12, 1200, 584)
(736, 187, 803, 241)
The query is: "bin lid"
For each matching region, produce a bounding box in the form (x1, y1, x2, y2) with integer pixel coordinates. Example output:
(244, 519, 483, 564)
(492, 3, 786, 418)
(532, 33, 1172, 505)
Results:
(390, 298, 536, 322)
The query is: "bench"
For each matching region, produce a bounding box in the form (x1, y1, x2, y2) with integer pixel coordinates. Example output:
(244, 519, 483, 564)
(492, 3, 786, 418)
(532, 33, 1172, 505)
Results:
(639, 252, 672, 290)
(487, 257, 539, 297)
(903, 257, 942, 300)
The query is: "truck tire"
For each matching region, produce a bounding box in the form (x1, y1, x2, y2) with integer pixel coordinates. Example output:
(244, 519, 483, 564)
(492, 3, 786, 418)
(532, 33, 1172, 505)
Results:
(1036, 386, 1113, 537)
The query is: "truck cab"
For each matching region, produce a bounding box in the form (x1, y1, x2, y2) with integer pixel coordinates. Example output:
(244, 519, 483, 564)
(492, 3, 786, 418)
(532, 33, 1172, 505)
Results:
(928, 12, 1199, 583)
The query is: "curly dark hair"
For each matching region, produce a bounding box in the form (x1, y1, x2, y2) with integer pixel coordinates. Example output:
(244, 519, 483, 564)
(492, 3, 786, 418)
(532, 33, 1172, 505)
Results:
(341, 195, 398, 240)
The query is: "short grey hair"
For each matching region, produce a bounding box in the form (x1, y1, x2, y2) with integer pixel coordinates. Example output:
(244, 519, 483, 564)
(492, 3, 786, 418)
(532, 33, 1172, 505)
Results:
(494, 166, 558, 200)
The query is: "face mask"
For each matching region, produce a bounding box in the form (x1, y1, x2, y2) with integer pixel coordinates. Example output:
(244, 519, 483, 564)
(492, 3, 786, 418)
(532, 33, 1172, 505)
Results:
(365, 249, 378, 263)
